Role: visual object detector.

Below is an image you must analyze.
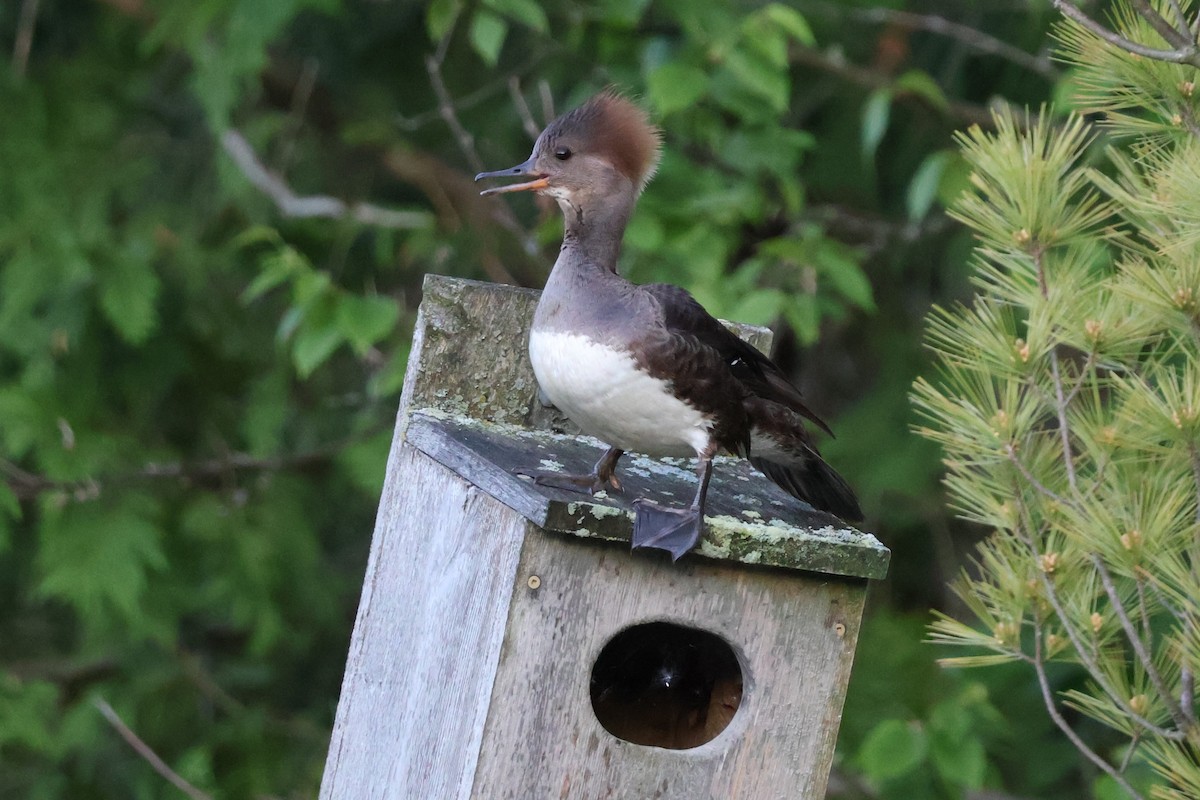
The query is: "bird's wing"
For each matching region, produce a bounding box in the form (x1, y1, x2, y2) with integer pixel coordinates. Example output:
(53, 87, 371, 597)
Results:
(642, 283, 833, 436)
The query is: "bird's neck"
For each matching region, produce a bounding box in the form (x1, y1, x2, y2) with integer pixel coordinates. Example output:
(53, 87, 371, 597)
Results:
(557, 189, 635, 274)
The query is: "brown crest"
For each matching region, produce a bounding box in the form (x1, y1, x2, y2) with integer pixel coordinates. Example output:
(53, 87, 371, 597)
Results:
(545, 90, 662, 191)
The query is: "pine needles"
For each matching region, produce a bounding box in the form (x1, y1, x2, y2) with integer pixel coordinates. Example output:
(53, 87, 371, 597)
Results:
(914, 3, 1200, 796)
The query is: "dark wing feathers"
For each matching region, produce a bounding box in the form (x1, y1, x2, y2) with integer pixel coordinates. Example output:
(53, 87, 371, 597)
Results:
(642, 283, 861, 522)
(643, 283, 833, 436)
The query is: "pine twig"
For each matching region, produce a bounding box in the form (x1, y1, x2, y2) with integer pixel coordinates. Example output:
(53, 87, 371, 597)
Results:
(1093, 556, 1193, 732)
(1031, 627, 1149, 800)
(1012, 501, 1187, 741)
(1051, 0, 1200, 66)
(94, 698, 213, 800)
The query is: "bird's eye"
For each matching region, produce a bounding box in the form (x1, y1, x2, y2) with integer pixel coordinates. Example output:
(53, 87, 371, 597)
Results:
(555, 147, 572, 161)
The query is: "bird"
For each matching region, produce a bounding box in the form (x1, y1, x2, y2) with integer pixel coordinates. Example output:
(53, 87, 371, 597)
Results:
(475, 90, 862, 560)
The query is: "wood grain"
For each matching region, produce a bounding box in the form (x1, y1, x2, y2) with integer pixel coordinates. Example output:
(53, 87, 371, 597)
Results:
(319, 444, 532, 800)
(471, 532, 867, 799)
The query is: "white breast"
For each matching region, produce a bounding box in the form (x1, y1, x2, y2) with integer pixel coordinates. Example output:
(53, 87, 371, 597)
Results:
(529, 330, 712, 458)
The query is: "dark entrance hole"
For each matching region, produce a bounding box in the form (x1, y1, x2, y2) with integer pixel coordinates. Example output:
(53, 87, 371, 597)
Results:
(590, 622, 743, 750)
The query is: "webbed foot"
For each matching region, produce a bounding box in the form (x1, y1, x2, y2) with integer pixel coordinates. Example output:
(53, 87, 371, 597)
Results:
(514, 446, 624, 496)
(632, 500, 704, 562)
(513, 468, 621, 495)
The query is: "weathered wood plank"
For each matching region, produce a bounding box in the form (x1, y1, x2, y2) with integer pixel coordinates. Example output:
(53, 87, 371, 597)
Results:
(471, 531, 867, 799)
(406, 411, 890, 579)
(319, 444, 532, 800)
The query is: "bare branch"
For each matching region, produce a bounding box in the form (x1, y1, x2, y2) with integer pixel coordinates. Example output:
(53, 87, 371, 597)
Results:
(11, 0, 40, 79)
(507, 77, 543, 141)
(426, 39, 485, 174)
(3, 433, 356, 501)
(1031, 628, 1148, 800)
(94, 698, 213, 800)
(221, 130, 430, 230)
(788, 45, 1001, 128)
(800, 0, 1060, 79)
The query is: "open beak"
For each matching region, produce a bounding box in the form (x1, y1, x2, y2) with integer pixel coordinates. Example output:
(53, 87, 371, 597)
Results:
(475, 157, 550, 196)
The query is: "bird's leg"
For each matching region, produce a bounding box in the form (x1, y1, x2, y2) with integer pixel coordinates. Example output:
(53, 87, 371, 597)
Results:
(632, 445, 715, 561)
(515, 446, 624, 495)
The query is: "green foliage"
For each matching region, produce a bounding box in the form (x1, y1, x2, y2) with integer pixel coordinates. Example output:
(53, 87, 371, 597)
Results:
(914, 4, 1200, 797)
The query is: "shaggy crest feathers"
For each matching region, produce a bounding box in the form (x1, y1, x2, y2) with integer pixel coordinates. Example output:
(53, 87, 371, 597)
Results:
(545, 91, 662, 191)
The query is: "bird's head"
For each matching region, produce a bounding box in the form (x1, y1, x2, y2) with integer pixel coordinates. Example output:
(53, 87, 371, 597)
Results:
(476, 90, 661, 210)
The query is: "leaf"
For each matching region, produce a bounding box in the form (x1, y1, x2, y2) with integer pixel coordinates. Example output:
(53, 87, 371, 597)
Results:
(426, 0, 461, 42)
(928, 701, 987, 788)
(336, 293, 400, 355)
(36, 499, 167, 629)
(337, 429, 394, 497)
(785, 294, 820, 344)
(0, 482, 19, 520)
(729, 288, 785, 325)
(647, 63, 709, 115)
(97, 253, 160, 345)
(482, 0, 547, 32)
(292, 320, 343, 378)
(857, 719, 929, 782)
(907, 151, 951, 222)
(816, 245, 874, 310)
(723, 48, 789, 113)
(598, 0, 651, 26)
(894, 69, 949, 111)
(0, 678, 59, 753)
(762, 4, 814, 45)
(861, 88, 892, 161)
(243, 245, 306, 303)
(469, 9, 508, 66)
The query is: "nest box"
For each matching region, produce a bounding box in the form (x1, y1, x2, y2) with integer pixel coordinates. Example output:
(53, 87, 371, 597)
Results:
(320, 275, 889, 799)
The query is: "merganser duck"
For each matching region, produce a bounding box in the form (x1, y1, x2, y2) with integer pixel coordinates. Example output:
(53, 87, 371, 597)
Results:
(476, 91, 862, 560)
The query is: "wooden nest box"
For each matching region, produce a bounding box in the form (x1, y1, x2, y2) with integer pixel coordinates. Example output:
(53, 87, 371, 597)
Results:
(320, 275, 890, 799)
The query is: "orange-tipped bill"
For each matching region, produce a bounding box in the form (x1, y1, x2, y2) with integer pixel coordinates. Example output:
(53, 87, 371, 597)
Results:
(475, 158, 549, 196)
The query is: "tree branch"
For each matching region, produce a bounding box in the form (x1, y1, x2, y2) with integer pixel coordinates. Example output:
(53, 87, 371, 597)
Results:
(1093, 555, 1193, 731)
(1012, 501, 1187, 740)
(1031, 627, 1148, 800)
(94, 698, 213, 800)
(221, 130, 430, 230)
(11, 0, 40, 79)
(1051, 0, 1200, 66)
(1006, 444, 1077, 509)
(2, 440, 345, 502)
(800, 0, 1060, 79)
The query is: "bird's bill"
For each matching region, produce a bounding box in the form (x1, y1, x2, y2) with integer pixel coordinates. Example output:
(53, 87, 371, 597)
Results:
(475, 158, 549, 196)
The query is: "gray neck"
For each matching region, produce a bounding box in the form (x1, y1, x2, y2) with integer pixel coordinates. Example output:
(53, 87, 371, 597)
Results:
(533, 187, 638, 333)
(556, 186, 635, 272)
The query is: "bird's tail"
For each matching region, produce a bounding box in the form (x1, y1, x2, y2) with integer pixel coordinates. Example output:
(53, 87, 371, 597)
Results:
(751, 455, 863, 522)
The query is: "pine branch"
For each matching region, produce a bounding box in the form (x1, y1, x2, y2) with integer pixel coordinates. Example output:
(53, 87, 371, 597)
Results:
(1030, 627, 1149, 800)
(1051, 0, 1200, 66)
(1093, 556, 1194, 732)
(1013, 502, 1187, 741)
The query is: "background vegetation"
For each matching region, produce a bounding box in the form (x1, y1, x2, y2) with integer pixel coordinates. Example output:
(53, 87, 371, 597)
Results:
(0, 0, 1190, 798)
